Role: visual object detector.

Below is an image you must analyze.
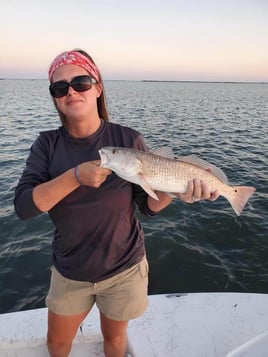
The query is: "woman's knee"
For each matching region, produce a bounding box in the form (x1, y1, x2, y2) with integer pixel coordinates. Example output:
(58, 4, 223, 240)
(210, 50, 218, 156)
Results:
(100, 312, 128, 340)
(47, 334, 72, 357)
(47, 309, 89, 355)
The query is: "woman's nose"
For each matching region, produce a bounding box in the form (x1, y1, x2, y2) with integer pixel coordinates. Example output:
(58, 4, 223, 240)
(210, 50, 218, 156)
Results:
(67, 85, 77, 95)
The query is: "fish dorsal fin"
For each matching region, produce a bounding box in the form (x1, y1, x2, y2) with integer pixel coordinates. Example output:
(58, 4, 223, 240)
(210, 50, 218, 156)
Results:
(177, 155, 229, 183)
(151, 146, 175, 159)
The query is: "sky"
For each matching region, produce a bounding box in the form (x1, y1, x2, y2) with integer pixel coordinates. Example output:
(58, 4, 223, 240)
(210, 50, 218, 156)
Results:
(0, 0, 267, 82)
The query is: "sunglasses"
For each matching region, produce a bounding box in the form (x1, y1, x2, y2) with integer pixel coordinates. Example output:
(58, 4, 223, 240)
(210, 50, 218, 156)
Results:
(49, 75, 97, 98)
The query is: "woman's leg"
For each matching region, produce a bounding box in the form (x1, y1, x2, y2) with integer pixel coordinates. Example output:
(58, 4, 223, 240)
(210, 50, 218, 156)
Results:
(96, 257, 149, 357)
(47, 309, 90, 357)
(100, 311, 129, 357)
(45, 266, 96, 356)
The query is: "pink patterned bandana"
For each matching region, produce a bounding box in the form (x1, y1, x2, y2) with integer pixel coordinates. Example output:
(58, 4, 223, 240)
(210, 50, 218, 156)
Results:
(48, 51, 100, 82)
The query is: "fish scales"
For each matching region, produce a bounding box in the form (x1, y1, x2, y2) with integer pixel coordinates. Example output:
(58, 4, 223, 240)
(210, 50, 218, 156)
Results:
(135, 151, 225, 193)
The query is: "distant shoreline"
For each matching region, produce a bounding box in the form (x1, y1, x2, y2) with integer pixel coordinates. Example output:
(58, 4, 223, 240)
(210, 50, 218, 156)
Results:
(141, 80, 268, 84)
(0, 78, 267, 84)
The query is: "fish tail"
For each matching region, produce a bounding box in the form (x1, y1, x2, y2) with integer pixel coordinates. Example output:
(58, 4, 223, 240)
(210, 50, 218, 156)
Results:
(226, 186, 256, 216)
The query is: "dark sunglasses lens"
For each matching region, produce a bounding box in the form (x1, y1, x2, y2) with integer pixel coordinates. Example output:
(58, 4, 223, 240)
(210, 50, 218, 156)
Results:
(49, 82, 69, 98)
(49, 76, 95, 98)
(71, 76, 92, 92)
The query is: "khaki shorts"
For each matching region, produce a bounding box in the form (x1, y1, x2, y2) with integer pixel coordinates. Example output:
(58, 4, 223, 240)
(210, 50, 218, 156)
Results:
(45, 257, 149, 321)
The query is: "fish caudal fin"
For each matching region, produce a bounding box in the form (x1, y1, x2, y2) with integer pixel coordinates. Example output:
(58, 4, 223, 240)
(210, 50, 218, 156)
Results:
(227, 186, 256, 216)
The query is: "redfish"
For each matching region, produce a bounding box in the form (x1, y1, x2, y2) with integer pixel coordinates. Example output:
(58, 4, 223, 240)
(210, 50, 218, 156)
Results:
(99, 147, 256, 216)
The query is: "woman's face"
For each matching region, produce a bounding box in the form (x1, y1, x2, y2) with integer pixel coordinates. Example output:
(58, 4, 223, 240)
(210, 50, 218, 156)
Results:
(51, 64, 102, 121)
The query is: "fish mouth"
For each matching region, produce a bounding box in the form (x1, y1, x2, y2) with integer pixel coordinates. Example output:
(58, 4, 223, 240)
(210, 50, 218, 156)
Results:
(98, 148, 108, 167)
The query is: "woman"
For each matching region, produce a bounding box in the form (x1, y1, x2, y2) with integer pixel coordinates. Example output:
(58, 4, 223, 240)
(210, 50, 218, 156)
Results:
(14, 49, 218, 357)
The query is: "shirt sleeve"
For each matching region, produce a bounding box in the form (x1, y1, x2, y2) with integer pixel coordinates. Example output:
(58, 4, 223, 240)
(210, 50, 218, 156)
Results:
(14, 133, 52, 220)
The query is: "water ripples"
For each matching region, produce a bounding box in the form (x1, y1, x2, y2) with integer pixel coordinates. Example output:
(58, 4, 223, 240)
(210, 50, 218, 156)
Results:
(1, 80, 268, 312)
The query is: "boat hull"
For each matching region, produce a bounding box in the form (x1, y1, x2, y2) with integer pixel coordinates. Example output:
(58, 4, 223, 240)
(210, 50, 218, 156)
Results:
(1, 293, 268, 356)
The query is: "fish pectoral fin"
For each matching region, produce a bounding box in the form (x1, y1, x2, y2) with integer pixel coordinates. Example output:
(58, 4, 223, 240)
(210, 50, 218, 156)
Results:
(137, 174, 159, 200)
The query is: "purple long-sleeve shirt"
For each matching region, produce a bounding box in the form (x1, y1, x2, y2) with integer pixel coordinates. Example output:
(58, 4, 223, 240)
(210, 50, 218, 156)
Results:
(14, 120, 156, 282)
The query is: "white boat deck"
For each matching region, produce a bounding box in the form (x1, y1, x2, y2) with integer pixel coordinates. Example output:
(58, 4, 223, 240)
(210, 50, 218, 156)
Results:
(1, 293, 268, 356)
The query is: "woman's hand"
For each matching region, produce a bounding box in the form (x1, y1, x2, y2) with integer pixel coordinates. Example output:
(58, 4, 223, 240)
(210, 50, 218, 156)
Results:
(177, 179, 219, 203)
(75, 160, 112, 187)
(33, 160, 112, 213)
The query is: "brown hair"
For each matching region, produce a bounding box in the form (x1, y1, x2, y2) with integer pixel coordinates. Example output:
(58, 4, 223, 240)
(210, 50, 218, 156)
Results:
(51, 49, 109, 124)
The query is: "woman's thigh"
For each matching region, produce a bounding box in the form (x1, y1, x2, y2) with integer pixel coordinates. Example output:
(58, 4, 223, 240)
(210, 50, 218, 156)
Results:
(47, 309, 90, 343)
(46, 266, 95, 315)
(96, 257, 149, 321)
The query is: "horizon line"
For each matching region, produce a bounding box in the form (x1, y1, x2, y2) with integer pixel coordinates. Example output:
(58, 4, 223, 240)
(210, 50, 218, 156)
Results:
(0, 78, 267, 84)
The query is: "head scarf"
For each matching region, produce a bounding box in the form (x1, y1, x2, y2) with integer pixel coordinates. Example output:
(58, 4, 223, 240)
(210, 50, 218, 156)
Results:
(48, 51, 100, 82)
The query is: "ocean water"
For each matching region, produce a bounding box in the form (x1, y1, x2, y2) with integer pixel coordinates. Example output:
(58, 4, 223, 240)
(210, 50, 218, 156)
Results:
(0, 79, 267, 313)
